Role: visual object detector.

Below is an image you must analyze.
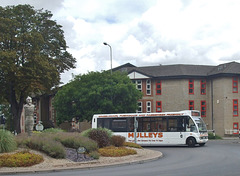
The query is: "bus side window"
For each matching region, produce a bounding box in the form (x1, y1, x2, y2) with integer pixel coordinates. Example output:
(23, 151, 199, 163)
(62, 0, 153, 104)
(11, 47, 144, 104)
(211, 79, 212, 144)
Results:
(97, 119, 103, 128)
(142, 118, 150, 132)
(138, 118, 143, 132)
(168, 118, 178, 132)
(111, 118, 127, 132)
(97, 118, 110, 129)
(177, 117, 185, 132)
(127, 118, 134, 132)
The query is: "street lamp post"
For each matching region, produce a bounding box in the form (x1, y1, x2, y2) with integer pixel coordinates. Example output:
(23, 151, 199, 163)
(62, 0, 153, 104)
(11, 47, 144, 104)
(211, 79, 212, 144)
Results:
(103, 42, 112, 75)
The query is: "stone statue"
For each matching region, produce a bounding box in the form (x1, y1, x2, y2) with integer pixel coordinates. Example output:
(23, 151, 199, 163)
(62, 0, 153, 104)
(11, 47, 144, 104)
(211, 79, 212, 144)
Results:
(24, 96, 35, 136)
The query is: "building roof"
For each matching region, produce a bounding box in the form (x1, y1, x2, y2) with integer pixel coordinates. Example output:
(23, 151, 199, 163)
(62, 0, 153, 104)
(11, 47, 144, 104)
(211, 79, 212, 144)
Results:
(207, 62, 240, 75)
(114, 61, 240, 79)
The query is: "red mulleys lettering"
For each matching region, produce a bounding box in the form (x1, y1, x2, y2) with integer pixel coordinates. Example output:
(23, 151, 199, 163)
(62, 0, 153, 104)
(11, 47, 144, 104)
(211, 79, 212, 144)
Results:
(128, 132, 163, 138)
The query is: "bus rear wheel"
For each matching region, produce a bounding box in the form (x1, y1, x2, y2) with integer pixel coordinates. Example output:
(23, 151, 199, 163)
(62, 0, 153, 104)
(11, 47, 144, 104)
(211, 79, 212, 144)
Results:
(187, 137, 196, 147)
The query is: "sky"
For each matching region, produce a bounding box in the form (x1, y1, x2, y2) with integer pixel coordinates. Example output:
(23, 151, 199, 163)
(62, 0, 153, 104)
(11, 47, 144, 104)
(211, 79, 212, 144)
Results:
(1, 0, 240, 84)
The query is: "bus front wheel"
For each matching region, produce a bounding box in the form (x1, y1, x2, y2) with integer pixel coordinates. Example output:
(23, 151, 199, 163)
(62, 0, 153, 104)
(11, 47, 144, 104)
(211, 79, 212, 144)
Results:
(199, 143, 205, 147)
(187, 137, 196, 147)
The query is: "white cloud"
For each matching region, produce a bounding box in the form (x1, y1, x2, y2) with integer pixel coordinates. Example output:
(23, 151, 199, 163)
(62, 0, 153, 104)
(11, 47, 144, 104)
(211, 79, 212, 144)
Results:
(1, 0, 240, 84)
(121, 35, 144, 57)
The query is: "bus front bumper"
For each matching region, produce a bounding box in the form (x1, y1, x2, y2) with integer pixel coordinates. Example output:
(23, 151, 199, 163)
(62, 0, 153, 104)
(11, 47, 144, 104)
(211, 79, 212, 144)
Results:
(197, 136, 208, 143)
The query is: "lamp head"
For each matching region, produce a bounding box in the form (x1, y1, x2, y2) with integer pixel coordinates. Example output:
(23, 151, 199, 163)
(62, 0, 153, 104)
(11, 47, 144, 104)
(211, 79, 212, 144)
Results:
(103, 42, 108, 45)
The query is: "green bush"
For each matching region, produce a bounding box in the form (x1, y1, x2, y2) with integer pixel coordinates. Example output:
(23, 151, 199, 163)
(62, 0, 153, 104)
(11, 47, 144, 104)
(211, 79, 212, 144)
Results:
(15, 133, 29, 148)
(0, 129, 17, 153)
(111, 135, 125, 147)
(16, 131, 99, 158)
(88, 129, 111, 148)
(54, 132, 98, 153)
(0, 151, 43, 167)
(208, 132, 222, 139)
(26, 136, 45, 151)
(20, 133, 66, 159)
(81, 128, 113, 138)
(43, 128, 64, 133)
(42, 140, 66, 158)
(89, 151, 100, 159)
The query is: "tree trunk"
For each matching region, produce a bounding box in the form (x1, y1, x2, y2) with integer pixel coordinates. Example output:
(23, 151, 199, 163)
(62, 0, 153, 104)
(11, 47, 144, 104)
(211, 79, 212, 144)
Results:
(10, 84, 24, 134)
(11, 101, 23, 134)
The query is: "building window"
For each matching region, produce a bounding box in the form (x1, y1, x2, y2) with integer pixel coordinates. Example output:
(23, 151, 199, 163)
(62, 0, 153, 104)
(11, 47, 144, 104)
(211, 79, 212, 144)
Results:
(156, 80, 161, 95)
(156, 101, 162, 112)
(233, 99, 238, 116)
(189, 79, 194, 94)
(233, 77, 238, 93)
(132, 80, 142, 91)
(146, 101, 151, 113)
(201, 79, 206, 95)
(201, 101, 206, 117)
(137, 102, 142, 113)
(233, 122, 239, 134)
(146, 80, 151, 95)
(189, 100, 194, 110)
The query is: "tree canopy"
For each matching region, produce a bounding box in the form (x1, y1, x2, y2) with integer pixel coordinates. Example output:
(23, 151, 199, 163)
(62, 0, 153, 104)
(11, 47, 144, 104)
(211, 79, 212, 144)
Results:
(53, 71, 142, 124)
(0, 5, 76, 133)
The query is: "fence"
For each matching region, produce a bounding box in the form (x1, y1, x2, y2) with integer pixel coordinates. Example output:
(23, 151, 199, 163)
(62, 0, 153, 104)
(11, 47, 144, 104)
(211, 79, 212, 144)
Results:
(225, 129, 239, 135)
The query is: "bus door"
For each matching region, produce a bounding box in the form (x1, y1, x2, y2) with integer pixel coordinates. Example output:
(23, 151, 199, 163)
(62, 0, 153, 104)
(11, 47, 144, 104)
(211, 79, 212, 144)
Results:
(165, 116, 187, 144)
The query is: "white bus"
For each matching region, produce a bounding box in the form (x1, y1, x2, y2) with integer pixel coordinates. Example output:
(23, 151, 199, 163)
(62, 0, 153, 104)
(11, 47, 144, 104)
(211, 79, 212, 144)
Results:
(92, 110, 208, 147)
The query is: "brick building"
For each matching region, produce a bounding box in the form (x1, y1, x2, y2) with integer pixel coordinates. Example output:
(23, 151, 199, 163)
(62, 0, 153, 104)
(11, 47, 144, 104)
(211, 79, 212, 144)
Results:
(114, 61, 240, 137)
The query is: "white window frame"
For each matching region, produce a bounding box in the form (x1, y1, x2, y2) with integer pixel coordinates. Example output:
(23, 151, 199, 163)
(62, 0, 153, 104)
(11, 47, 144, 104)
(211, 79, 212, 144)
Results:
(137, 101, 142, 113)
(146, 101, 151, 113)
(133, 80, 142, 91)
(146, 79, 151, 95)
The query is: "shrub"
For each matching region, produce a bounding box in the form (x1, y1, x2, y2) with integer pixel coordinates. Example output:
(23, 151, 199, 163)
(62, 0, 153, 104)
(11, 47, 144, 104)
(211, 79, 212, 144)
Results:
(89, 151, 100, 159)
(25, 136, 45, 151)
(54, 132, 98, 153)
(42, 140, 66, 158)
(16, 132, 100, 158)
(19, 133, 66, 159)
(124, 142, 143, 149)
(0, 129, 17, 153)
(208, 132, 222, 139)
(0, 151, 43, 167)
(33, 131, 42, 134)
(98, 146, 137, 157)
(111, 135, 125, 147)
(76, 137, 98, 153)
(81, 128, 113, 138)
(88, 129, 111, 148)
(15, 133, 29, 148)
(43, 128, 64, 133)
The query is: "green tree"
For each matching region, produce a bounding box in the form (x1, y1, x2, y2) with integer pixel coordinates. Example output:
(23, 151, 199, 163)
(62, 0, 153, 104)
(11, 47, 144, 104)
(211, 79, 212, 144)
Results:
(53, 71, 142, 124)
(0, 103, 12, 131)
(0, 5, 76, 133)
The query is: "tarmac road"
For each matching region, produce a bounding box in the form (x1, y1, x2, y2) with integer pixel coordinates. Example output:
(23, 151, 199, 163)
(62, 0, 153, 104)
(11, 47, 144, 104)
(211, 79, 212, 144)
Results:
(2, 139, 240, 176)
